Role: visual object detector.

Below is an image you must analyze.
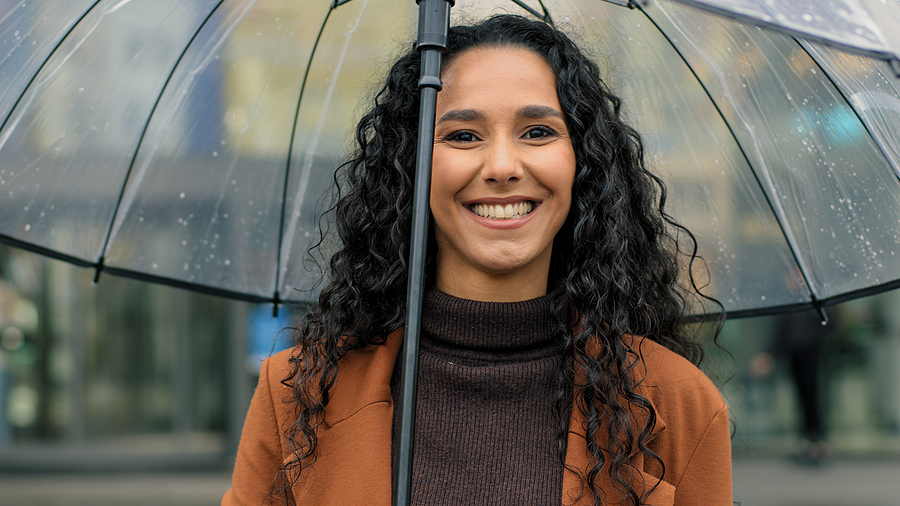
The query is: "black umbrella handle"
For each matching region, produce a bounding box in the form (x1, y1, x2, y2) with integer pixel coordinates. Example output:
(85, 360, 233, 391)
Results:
(394, 1, 452, 505)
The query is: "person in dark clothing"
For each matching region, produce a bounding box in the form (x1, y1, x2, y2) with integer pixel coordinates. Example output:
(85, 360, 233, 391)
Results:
(753, 309, 837, 464)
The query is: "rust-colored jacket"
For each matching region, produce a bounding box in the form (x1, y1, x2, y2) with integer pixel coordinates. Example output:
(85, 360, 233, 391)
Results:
(223, 330, 731, 506)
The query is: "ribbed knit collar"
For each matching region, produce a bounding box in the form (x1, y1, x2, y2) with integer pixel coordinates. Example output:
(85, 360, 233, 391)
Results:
(420, 287, 563, 362)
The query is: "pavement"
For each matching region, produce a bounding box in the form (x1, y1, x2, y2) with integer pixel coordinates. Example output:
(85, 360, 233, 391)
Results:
(731, 458, 900, 506)
(1, 458, 899, 505)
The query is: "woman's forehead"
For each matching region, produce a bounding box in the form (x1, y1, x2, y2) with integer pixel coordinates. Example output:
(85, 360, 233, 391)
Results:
(437, 47, 561, 114)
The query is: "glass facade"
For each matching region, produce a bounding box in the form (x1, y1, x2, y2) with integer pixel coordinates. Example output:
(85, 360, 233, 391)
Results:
(717, 294, 900, 457)
(0, 244, 299, 471)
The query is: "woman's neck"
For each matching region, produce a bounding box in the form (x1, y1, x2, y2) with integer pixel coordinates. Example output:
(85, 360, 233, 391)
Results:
(435, 267, 549, 302)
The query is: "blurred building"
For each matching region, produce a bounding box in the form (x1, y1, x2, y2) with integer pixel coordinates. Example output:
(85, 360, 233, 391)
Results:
(720, 294, 900, 458)
(0, 244, 276, 472)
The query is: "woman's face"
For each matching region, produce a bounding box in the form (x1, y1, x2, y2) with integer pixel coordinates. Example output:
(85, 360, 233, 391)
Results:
(430, 46, 576, 301)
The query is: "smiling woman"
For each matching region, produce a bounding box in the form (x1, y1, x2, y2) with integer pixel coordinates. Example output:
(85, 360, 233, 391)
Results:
(223, 14, 732, 506)
(431, 47, 576, 301)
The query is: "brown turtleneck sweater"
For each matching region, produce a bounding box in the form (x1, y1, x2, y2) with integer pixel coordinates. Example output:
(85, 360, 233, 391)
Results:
(391, 288, 566, 506)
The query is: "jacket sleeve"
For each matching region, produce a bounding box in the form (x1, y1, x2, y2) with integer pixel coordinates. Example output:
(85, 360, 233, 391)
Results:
(222, 356, 289, 506)
(673, 404, 733, 505)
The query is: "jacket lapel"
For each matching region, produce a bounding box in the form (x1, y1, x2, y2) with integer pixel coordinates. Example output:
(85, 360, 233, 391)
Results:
(562, 407, 674, 505)
(562, 335, 675, 505)
(290, 330, 402, 505)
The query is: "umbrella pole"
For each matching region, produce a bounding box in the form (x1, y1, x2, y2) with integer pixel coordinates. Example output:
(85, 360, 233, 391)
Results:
(394, 0, 452, 505)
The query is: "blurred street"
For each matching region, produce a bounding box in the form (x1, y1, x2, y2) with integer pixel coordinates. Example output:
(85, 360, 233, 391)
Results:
(1, 458, 899, 506)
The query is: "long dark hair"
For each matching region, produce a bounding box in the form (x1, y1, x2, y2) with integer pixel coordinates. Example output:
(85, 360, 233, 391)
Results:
(282, 14, 713, 505)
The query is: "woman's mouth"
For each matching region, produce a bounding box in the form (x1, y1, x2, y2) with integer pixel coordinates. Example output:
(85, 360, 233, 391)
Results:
(469, 201, 535, 220)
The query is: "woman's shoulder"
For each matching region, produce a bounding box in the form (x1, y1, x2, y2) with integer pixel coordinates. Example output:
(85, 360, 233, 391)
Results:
(626, 336, 725, 413)
(257, 347, 298, 390)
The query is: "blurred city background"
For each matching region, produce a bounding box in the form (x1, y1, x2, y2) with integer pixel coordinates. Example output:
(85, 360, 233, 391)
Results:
(3, 243, 900, 503)
(2, 0, 900, 504)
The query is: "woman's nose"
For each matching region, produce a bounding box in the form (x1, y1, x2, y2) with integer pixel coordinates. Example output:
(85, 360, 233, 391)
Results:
(481, 139, 523, 183)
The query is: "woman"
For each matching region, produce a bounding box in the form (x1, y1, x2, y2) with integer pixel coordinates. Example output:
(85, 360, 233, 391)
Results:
(223, 14, 732, 506)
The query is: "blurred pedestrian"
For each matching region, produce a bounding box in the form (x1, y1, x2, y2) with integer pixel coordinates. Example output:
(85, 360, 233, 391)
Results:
(751, 309, 837, 464)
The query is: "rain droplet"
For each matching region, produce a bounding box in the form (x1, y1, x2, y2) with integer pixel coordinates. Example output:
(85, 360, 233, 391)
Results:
(179, 192, 186, 199)
(224, 259, 231, 266)
(24, 224, 30, 231)
(152, 263, 158, 269)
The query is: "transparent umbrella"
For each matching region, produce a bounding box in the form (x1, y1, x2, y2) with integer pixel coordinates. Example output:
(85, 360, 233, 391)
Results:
(1, 0, 899, 318)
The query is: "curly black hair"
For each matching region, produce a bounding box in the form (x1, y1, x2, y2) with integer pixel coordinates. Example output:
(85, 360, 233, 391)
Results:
(281, 14, 715, 505)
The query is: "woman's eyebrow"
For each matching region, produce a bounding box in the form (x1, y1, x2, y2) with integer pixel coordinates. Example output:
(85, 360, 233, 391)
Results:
(437, 105, 563, 123)
(518, 105, 563, 119)
(437, 108, 485, 123)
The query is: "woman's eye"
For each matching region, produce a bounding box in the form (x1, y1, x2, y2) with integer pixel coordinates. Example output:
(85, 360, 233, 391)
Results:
(523, 127, 554, 139)
(446, 131, 478, 143)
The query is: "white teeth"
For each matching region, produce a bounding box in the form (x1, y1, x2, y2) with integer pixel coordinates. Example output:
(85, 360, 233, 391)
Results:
(471, 201, 535, 220)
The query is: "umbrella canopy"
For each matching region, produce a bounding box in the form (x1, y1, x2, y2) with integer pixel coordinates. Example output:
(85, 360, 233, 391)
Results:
(674, 0, 900, 75)
(1, 0, 900, 318)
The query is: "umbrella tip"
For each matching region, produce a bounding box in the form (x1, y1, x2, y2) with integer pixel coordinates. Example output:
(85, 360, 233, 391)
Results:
(890, 58, 900, 79)
(815, 306, 829, 326)
(93, 261, 104, 284)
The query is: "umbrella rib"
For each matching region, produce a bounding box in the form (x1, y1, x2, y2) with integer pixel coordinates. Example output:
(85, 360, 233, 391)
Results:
(0, 233, 96, 269)
(101, 265, 288, 306)
(634, 4, 824, 315)
(0, 1, 104, 141)
(795, 38, 900, 182)
(93, 0, 228, 285)
(508, 0, 553, 25)
(0, 227, 308, 308)
(691, 274, 900, 321)
(273, 2, 337, 312)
